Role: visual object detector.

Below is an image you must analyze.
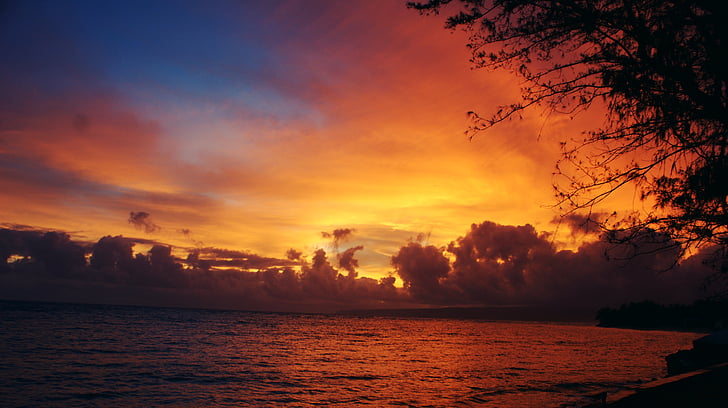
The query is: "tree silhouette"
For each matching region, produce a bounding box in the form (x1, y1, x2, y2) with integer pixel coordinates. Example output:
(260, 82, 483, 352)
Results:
(409, 0, 728, 258)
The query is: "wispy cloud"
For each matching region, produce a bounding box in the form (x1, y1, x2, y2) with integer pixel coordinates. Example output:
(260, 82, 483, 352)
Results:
(0, 0, 663, 282)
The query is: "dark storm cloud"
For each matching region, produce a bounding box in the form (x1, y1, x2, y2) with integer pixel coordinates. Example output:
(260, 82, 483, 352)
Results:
(0, 230, 281, 311)
(322, 228, 355, 247)
(88, 235, 161, 248)
(0, 226, 404, 313)
(286, 248, 303, 261)
(0, 228, 86, 276)
(392, 221, 715, 312)
(197, 247, 253, 259)
(300, 249, 341, 299)
(0, 223, 60, 234)
(192, 247, 298, 270)
(391, 242, 452, 303)
(261, 243, 404, 307)
(2, 220, 716, 315)
(128, 211, 160, 233)
(338, 245, 364, 277)
(296, 248, 399, 304)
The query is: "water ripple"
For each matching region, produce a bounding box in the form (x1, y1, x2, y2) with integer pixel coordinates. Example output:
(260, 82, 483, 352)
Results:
(0, 300, 700, 408)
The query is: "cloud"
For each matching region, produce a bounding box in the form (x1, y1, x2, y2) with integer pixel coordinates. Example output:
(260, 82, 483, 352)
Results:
(0, 228, 87, 276)
(391, 242, 452, 303)
(178, 228, 204, 248)
(128, 211, 160, 233)
(554, 213, 606, 237)
(0, 0, 572, 274)
(393, 221, 716, 314)
(286, 248, 303, 261)
(192, 247, 297, 270)
(322, 228, 355, 247)
(0, 225, 404, 313)
(0, 219, 720, 317)
(338, 245, 364, 277)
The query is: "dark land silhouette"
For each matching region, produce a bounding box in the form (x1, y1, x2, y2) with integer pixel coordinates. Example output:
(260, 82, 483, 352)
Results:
(597, 300, 728, 332)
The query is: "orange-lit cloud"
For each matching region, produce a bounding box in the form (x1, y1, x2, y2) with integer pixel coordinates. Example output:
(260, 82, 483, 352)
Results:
(0, 0, 645, 284)
(0, 219, 716, 317)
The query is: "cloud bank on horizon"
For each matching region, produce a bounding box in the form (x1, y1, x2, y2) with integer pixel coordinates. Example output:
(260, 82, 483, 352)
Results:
(0, 0, 713, 315)
(0, 218, 718, 317)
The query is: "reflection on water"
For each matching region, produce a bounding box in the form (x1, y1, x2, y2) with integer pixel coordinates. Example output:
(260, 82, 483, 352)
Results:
(0, 301, 699, 407)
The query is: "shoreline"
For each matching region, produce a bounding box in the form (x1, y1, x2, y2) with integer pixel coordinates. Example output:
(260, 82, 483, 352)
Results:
(596, 324, 709, 334)
(580, 362, 728, 407)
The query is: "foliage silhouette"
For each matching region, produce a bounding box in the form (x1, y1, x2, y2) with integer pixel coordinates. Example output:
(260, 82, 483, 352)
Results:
(596, 299, 728, 331)
(408, 0, 728, 261)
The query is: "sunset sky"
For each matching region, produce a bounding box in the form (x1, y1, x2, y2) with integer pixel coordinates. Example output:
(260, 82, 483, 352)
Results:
(2, 0, 705, 314)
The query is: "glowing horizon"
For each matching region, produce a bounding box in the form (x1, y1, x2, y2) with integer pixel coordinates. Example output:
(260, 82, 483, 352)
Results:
(1, 0, 641, 282)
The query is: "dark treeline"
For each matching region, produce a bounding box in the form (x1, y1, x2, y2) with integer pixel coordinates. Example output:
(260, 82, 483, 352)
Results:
(597, 300, 728, 331)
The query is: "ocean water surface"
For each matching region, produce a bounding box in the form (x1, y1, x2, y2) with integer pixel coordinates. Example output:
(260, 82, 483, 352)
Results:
(0, 301, 700, 407)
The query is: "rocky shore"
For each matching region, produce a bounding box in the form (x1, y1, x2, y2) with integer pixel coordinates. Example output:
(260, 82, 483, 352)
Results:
(603, 362, 728, 407)
(583, 329, 728, 407)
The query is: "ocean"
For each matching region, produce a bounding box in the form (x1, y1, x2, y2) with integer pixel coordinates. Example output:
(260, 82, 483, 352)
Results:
(0, 301, 699, 407)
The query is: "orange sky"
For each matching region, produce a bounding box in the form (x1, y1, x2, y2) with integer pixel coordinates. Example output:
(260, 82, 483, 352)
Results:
(0, 0, 639, 282)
